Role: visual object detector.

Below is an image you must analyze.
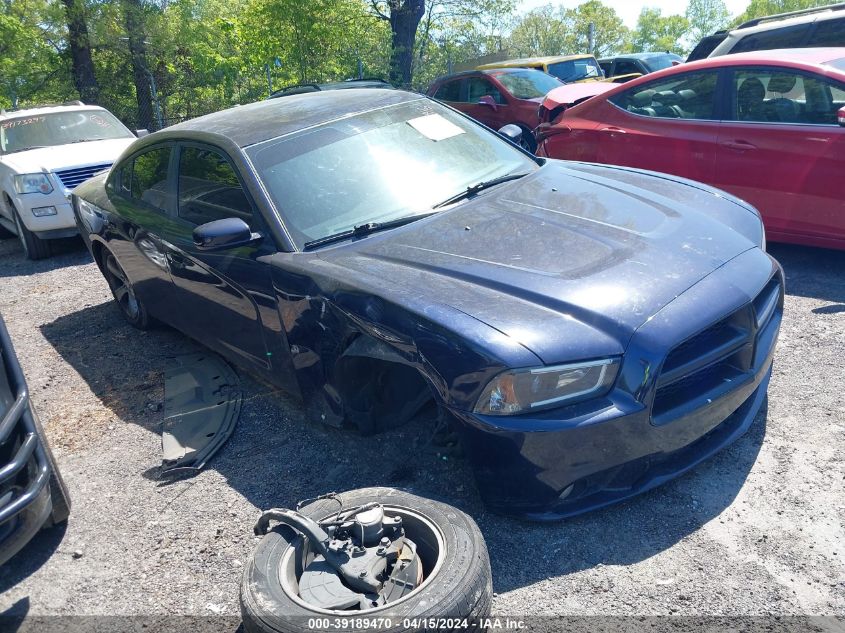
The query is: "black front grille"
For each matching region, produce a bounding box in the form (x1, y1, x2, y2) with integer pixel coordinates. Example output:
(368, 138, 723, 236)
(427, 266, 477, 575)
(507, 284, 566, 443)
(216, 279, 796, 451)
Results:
(54, 163, 112, 190)
(652, 275, 782, 424)
(0, 319, 50, 529)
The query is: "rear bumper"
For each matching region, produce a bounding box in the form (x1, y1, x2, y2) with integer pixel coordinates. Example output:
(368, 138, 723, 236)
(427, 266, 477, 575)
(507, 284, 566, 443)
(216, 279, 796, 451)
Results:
(0, 317, 56, 565)
(455, 249, 782, 519)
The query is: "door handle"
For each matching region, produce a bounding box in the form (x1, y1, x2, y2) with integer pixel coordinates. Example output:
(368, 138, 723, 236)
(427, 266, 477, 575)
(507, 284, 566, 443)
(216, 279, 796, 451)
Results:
(599, 126, 626, 134)
(721, 139, 757, 152)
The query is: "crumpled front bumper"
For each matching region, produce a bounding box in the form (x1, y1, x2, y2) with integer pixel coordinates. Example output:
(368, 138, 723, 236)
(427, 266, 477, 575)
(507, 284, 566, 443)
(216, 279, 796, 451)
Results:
(454, 248, 782, 519)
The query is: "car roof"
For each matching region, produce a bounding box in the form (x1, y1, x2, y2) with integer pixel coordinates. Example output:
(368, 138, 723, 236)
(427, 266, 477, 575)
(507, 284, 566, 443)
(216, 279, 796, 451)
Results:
(269, 79, 392, 98)
(478, 54, 594, 68)
(729, 2, 844, 35)
(0, 104, 106, 120)
(600, 52, 679, 61)
(431, 67, 548, 84)
(689, 46, 845, 68)
(162, 88, 422, 148)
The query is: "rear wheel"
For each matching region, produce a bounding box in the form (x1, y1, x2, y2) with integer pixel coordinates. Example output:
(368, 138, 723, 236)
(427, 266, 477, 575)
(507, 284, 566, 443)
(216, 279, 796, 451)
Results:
(12, 204, 51, 260)
(103, 251, 152, 330)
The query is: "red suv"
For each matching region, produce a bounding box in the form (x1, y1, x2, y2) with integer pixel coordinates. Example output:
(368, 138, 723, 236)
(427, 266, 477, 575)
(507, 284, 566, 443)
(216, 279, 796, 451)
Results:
(536, 48, 845, 250)
(427, 68, 563, 152)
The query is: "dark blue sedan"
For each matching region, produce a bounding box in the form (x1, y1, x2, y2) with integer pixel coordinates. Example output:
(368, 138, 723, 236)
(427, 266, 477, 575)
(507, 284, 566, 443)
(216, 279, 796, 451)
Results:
(72, 89, 782, 519)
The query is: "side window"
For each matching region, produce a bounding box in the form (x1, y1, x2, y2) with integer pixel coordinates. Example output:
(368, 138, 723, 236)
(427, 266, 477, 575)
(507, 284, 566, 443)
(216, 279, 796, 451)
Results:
(615, 60, 641, 76)
(609, 71, 719, 120)
(128, 146, 171, 211)
(466, 77, 505, 104)
(731, 24, 810, 53)
(434, 80, 462, 102)
(810, 19, 845, 47)
(177, 146, 254, 228)
(732, 68, 845, 125)
(599, 61, 612, 76)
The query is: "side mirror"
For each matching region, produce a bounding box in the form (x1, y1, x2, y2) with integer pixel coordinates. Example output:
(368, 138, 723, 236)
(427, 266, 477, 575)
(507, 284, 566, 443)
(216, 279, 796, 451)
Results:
(135, 129, 150, 138)
(838, 106, 845, 127)
(478, 95, 498, 110)
(193, 217, 259, 250)
(497, 123, 523, 146)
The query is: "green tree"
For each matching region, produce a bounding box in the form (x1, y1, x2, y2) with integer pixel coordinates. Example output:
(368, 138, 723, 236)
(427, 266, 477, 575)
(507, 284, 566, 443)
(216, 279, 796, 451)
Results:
(686, 0, 730, 42)
(628, 8, 690, 54)
(732, 0, 835, 25)
(62, 0, 100, 104)
(507, 4, 573, 56)
(570, 0, 628, 56)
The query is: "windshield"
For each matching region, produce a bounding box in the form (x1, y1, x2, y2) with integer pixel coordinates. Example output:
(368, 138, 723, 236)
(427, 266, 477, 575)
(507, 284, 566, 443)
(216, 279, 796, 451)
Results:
(0, 109, 133, 154)
(547, 58, 602, 82)
(494, 70, 563, 99)
(248, 99, 538, 249)
(643, 54, 681, 72)
(826, 57, 845, 72)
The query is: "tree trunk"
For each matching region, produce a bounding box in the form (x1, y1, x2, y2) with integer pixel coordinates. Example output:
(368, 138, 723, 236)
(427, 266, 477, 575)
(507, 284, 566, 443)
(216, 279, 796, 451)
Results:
(387, 0, 425, 88)
(122, 0, 155, 130)
(62, 0, 99, 104)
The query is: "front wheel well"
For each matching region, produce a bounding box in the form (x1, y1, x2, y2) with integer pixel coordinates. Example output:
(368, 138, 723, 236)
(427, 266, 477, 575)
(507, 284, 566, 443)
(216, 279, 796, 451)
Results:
(333, 340, 436, 435)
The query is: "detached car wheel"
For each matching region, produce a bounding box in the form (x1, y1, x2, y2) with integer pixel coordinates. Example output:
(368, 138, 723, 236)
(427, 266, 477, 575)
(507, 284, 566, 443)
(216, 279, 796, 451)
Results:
(103, 251, 152, 330)
(240, 487, 492, 633)
(12, 204, 51, 260)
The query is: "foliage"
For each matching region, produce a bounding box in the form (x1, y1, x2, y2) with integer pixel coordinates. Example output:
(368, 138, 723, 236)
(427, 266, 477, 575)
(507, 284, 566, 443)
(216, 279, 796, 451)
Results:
(0, 0, 827, 123)
(685, 0, 730, 43)
(628, 8, 691, 54)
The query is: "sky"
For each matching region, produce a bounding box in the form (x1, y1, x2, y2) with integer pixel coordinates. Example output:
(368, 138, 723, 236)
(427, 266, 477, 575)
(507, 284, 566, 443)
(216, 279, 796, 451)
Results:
(518, 0, 751, 27)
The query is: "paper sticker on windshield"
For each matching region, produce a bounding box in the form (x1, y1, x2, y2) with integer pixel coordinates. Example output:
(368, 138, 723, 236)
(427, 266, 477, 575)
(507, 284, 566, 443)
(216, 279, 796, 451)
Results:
(407, 114, 465, 141)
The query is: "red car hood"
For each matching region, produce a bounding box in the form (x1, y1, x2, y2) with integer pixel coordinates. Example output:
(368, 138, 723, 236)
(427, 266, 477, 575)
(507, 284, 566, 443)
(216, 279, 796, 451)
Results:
(542, 82, 615, 109)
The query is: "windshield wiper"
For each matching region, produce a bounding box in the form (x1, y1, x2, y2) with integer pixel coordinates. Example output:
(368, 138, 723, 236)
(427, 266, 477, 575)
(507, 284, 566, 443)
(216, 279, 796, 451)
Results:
(432, 172, 530, 210)
(303, 212, 437, 251)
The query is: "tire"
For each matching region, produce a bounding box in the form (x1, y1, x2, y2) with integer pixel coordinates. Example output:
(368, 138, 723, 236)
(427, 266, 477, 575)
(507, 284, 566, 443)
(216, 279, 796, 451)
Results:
(240, 487, 492, 633)
(102, 249, 153, 330)
(12, 204, 51, 260)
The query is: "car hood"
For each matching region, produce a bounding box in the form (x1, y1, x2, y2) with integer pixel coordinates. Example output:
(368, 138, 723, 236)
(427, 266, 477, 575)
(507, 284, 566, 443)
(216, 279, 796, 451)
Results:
(314, 161, 758, 364)
(0, 138, 135, 174)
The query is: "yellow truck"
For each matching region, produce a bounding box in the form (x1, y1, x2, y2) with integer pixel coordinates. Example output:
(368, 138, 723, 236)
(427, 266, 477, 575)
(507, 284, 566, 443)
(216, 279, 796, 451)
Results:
(477, 54, 640, 84)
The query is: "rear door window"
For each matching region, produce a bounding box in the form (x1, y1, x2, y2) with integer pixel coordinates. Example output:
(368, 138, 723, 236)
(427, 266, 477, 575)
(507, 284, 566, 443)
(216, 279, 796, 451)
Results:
(810, 18, 845, 47)
(434, 80, 463, 102)
(731, 67, 845, 125)
(731, 24, 811, 53)
(609, 71, 720, 120)
(122, 146, 171, 211)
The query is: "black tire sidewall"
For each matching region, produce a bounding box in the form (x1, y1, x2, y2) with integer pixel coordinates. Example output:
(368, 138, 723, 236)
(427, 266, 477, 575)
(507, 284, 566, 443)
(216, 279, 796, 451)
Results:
(240, 487, 492, 633)
(104, 251, 152, 330)
(12, 205, 50, 260)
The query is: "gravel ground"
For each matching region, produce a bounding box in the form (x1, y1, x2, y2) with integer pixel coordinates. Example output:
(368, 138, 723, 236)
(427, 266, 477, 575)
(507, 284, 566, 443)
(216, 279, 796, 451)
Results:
(0, 234, 843, 622)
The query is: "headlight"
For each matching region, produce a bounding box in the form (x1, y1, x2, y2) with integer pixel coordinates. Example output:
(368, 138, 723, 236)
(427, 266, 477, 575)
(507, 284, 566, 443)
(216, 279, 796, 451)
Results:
(14, 173, 53, 194)
(474, 358, 619, 416)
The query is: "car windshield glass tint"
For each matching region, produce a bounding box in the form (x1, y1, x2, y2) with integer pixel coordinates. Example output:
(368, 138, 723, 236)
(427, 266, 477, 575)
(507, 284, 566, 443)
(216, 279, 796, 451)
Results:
(248, 99, 537, 249)
(644, 55, 679, 72)
(0, 110, 133, 154)
(547, 59, 602, 82)
(495, 70, 563, 99)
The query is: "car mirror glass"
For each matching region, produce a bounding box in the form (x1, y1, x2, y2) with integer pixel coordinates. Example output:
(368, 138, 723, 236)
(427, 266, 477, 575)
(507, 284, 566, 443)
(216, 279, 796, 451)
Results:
(497, 123, 523, 145)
